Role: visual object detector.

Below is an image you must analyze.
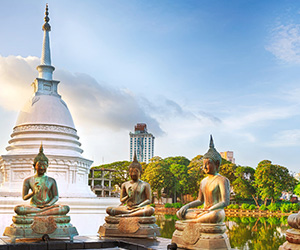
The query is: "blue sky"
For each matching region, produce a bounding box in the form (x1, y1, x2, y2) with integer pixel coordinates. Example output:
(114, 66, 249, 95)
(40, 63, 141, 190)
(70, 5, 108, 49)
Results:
(1, 0, 300, 173)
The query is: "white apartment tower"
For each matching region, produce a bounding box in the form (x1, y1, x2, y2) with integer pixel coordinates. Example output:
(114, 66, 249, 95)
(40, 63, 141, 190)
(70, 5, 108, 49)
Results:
(129, 123, 154, 163)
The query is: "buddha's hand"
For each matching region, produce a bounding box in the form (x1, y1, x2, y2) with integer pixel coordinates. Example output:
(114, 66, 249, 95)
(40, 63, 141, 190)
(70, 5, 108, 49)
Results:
(128, 187, 133, 197)
(177, 205, 189, 220)
(33, 182, 40, 194)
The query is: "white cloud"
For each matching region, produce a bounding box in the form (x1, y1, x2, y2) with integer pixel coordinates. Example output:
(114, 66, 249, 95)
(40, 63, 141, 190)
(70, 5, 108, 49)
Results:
(0, 55, 221, 139)
(268, 129, 300, 147)
(222, 106, 297, 131)
(266, 23, 300, 63)
(0, 55, 37, 111)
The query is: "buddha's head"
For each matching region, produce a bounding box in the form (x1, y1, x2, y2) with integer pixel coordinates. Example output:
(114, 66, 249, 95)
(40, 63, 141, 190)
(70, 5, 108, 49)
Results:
(33, 144, 49, 175)
(129, 153, 142, 181)
(203, 135, 222, 175)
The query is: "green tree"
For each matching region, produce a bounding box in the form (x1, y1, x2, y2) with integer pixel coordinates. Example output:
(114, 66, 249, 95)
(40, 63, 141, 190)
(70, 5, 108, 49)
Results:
(142, 157, 172, 202)
(293, 182, 300, 196)
(255, 160, 297, 204)
(219, 162, 237, 184)
(232, 166, 259, 206)
(187, 155, 205, 198)
(164, 156, 190, 202)
(92, 161, 130, 188)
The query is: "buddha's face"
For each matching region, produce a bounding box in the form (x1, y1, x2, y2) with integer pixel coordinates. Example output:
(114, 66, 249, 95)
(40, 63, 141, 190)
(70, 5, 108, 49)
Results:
(129, 167, 140, 182)
(203, 158, 218, 175)
(35, 160, 48, 176)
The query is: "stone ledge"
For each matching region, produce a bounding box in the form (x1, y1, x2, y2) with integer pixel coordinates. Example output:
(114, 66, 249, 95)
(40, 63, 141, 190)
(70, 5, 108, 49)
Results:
(0, 236, 171, 250)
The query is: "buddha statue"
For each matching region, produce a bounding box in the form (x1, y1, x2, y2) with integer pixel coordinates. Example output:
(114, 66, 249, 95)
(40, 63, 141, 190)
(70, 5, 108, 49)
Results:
(171, 135, 231, 249)
(14, 145, 69, 216)
(99, 154, 160, 238)
(4, 145, 78, 242)
(106, 154, 154, 217)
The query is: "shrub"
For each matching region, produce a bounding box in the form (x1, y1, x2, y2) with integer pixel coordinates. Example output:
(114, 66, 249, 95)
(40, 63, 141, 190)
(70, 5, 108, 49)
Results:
(292, 203, 300, 211)
(280, 203, 292, 213)
(267, 203, 281, 212)
(241, 203, 249, 210)
(259, 204, 267, 211)
(227, 204, 236, 209)
(233, 204, 240, 209)
(164, 203, 172, 208)
(173, 202, 183, 209)
(248, 204, 256, 210)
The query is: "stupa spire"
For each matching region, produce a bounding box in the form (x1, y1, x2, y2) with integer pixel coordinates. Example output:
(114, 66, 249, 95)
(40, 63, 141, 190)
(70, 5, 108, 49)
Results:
(37, 4, 55, 81)
(34, 4, 60, 97)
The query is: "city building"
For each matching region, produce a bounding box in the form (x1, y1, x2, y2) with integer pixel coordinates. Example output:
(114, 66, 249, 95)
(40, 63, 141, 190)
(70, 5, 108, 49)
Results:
(220, 151, 235, 164)
(89, 168, 117, 197)
(129, 123, 154, 163)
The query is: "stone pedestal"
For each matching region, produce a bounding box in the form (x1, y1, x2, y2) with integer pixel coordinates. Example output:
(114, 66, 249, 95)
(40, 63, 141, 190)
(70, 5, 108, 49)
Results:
(98, 216, 160, 238)
(3, 214, 78, 243)
(279, 228, 300, 249)
(172, 221, 231, 250)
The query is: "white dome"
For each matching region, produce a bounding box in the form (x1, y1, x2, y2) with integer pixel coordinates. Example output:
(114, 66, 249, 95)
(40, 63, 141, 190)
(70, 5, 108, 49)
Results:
(16, 95, 75, 129)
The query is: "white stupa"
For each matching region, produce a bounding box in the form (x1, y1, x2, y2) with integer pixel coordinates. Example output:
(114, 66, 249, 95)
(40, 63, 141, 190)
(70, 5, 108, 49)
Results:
(0, 5, 119, 235)
(0, 5, 95, 198)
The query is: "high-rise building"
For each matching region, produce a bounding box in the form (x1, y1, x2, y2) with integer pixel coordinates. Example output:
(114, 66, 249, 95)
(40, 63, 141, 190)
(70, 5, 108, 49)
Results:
(129, 123, 154, 163)
(220, 151, 235, 164)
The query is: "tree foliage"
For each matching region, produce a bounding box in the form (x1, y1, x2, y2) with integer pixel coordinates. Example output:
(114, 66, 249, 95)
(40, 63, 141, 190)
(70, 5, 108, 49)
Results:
(254, 160, 297, 204)
(294, 182, 300, 197)
(92, 161, 130, 188)
(187, 155, 205, 197)
(219, 160, 237, 184)
(232, 166, 259, 206)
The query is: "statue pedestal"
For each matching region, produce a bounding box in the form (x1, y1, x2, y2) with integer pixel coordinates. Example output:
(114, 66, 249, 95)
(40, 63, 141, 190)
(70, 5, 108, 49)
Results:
(172, 221, 231, 250)
(279, 228, 300, 249)
(3, 215, 78, 243)
(98, 216, 160, 238)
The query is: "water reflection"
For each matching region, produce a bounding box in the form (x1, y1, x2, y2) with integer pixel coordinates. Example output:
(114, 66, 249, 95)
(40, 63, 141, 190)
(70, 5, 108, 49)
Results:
(155, 215, 289, 250)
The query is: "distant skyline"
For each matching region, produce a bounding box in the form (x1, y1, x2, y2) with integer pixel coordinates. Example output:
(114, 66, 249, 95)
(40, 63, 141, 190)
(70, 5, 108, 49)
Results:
(1, 1, 300, 173)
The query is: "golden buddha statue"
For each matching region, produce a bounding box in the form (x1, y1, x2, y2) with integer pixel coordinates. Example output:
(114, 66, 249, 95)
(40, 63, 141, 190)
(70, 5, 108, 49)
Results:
(99, 154, 160, 238)
(176, 136, 230, 223)
(106, 154, 154, 217)
(171, 136, 231, 249)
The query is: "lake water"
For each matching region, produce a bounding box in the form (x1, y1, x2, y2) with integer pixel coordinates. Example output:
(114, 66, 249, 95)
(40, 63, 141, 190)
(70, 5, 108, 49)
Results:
(155, 214, 289, 250)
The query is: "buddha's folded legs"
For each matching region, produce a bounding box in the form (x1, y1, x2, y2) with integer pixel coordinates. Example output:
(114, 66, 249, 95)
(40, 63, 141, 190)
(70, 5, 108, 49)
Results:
(106, 206, 154, 217)
(14, 205, 70, 216)
(182, 209, 225, 224)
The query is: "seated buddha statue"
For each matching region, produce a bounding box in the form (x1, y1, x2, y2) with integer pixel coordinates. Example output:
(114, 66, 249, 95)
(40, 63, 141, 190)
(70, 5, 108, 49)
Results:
(171, 136, 231, 249)
(14, 145, 69, 216)
(4, 144, 78, 242)
(99, 154, 159, 238)
(176, 136, 230, 223)
(106, 154, 154, 217)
